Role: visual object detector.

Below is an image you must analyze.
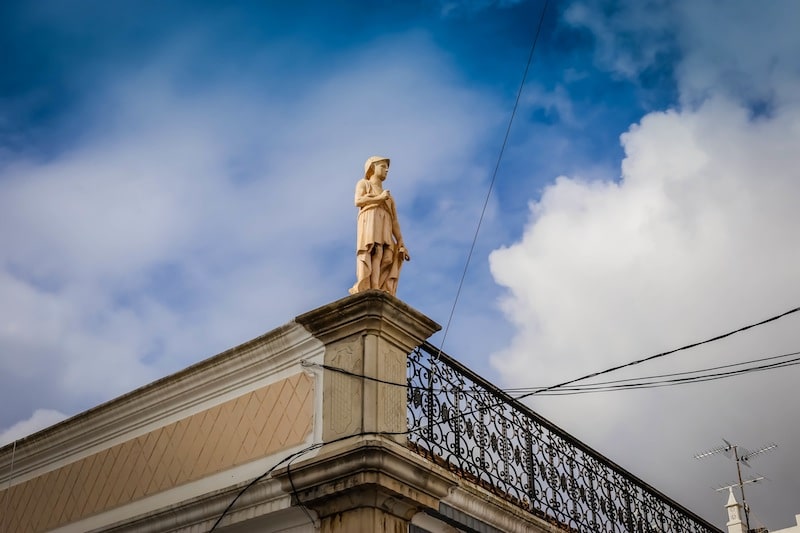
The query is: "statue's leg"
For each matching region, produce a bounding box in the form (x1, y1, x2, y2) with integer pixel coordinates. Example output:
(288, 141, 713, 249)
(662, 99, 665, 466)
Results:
(370, 245, 383, 288)
(377, 245, 395, 291)
(384, 249, 404, 296)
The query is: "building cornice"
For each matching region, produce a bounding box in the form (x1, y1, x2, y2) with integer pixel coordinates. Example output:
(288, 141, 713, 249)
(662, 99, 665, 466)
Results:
(296, 290, 441, 349)
(273, 435, 456, 518)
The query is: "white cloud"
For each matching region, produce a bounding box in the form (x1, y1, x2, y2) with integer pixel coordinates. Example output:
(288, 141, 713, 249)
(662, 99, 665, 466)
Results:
(491, 94, 800, 394)
(565, 1, 800, 108)
(0, 409, 68, 447)
(673, 2, 800, 108)
(493, 98, 800, 527)
(564, 1, 676, 79)
(488, 2, 800, 527)
(489, 95, 800, 527)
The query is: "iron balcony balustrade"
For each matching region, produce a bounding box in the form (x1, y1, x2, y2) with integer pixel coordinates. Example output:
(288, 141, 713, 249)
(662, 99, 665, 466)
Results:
(406, 342, 722, 533)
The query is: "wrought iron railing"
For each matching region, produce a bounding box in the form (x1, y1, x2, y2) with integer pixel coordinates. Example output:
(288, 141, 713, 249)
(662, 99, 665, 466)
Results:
(406, 343, 722, 533)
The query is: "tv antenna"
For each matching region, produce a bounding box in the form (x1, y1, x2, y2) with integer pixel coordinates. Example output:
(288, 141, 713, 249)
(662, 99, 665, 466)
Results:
(695, 439, 777, 532)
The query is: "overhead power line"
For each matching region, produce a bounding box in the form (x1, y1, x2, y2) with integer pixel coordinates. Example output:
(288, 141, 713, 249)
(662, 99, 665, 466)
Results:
(512, 305, 800, 400)
(438, 0, 550, 358)
(307, 346, 800, 397)
(305, 304, 800, 398)
(508, 350, 800, 396)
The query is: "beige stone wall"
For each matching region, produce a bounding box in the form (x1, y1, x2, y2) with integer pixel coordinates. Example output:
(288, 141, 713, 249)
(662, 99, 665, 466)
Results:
(0, 372, 313, 533)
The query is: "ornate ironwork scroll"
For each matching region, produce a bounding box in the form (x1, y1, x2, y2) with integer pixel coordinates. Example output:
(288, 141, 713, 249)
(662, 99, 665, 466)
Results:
(407, 343, 721, 533)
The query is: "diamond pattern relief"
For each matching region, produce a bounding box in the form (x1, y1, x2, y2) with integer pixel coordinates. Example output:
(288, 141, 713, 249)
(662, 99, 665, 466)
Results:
(0, 372, 314, 533)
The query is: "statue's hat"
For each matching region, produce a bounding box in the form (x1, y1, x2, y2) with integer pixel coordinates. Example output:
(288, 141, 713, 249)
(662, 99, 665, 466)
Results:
(364, 156, 390, 178)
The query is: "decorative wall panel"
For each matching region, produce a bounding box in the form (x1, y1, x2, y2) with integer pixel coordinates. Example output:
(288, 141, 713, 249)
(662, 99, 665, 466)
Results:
(1, 372, 313, 533)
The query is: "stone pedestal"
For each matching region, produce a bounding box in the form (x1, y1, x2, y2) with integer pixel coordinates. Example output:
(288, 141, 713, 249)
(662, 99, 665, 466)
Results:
(281, 291, 446, 531)
(296, 290, 440, 442)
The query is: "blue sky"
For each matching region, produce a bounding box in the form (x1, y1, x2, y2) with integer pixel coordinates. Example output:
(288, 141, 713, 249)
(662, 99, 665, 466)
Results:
(2, 0, 800, 528)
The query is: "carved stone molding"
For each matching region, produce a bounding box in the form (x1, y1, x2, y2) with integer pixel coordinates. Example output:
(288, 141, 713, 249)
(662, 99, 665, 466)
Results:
(296, 290, 440, 352)
(274, 436, 456, 530)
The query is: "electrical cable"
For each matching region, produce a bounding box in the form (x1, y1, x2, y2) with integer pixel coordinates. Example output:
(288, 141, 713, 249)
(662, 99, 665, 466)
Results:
(531, 354, 800, 395)
(437, 0, 549, 360)
(285, 453, 317, 528)
(207, 442, 325, 532)
(505, 349, 800, 390)
(300, 352, 800, 461)
(507, 350, 800, 394)
(304, 304, 800, 397)
(516, 304, 800, 400)
(207, 431, 410, 532)
(306, 348, 800, 396)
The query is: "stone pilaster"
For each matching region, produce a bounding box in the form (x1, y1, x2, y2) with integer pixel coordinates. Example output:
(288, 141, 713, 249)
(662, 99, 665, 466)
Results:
(285, 291, 445, 531)
(296, 290, 440, 441)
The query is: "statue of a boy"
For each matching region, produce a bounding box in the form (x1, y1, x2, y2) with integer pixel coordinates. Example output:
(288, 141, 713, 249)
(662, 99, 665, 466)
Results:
(349, 156, 410, 296)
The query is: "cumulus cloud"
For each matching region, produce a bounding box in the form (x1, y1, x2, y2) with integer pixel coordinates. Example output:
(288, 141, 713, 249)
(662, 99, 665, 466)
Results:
(490, 1, 800, 527)
(490, 94, 800, 528)
(491, 95, 800, 393)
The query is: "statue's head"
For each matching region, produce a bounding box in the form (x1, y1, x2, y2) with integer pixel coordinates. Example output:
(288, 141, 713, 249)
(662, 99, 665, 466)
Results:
(364, 156, 390, 179)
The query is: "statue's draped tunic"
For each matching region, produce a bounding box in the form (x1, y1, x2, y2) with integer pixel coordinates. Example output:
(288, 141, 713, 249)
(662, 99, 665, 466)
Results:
(350, 179, 404, 295)
(357, 180, 394, 247)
